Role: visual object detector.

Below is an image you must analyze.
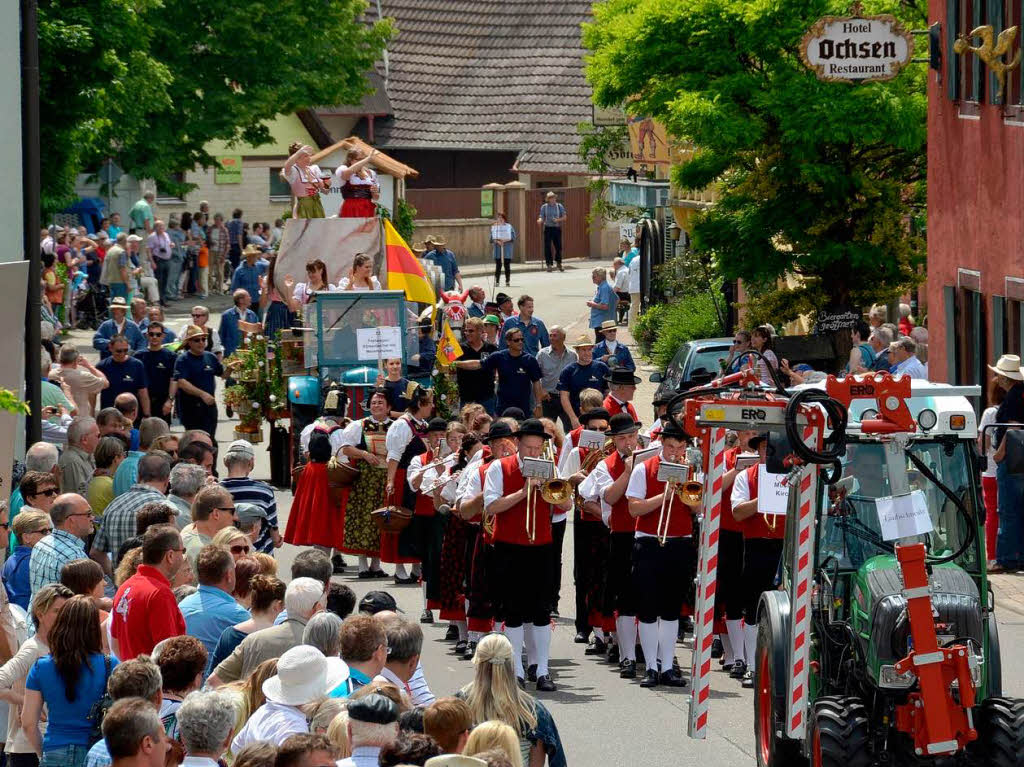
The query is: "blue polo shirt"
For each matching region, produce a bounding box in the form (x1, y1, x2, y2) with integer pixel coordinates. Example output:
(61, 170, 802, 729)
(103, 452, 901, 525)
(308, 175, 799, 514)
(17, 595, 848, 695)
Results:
(96, 356, 148, 409)
(499, 316, 550, 357)
(230, 262, 264, 304)
(557, 360, 610, 415)
(173, 350, 223, 396)
(424, 249, 460, 291)
(135, 347, 179, 402)
(179, 584, 251, 660)
(481, 349, 542, 414)
(590, 281, 617, 329)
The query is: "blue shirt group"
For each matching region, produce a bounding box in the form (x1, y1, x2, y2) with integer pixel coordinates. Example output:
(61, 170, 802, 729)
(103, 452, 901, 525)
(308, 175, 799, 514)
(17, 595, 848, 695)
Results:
(92, 319, 146, 358)
(179, 584, 252, 662)
(134, 347, 178, 403)
(96, 356, 148, 410)
(557, 360, 611, 415)
(2, 545, 32, 610)
(423, 248, 461, 291)
(590, 281, 617, 329)
(593, 339, 635, 371)
(481, 349, 542, 414)
(173, 351, 223, 403)
(499, 316, 550, 357)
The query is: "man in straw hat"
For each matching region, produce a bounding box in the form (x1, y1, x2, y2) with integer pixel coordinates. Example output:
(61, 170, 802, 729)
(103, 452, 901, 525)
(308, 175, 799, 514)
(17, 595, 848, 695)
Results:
(483, 418, 574, 692)
(169, 325, 223, 439)
(557, 336, 610, 430)
(423, 236, 463, 292)
(989, 354, 1024, 572)
(93, 296, 146, 359)
(231, 645, 349, 749)
(231, 243, 267, 306)
(594, 319, 636, 372)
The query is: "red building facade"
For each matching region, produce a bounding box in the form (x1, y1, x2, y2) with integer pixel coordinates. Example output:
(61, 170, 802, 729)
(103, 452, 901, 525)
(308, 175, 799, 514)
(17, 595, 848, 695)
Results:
(928, 0, 1024, 392)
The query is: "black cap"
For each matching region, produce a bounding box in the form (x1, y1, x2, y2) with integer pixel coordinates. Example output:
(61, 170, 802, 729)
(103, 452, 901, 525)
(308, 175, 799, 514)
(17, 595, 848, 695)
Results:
(500, 407, 525, 421)
(358, 590, 398, 614)
(605, 369, 642, 386)
(486, 421, 514, 442)
(347, 693, 399, 725)
(652, 391, 672, 407)
(748, 432, 770, 450)
(514, 418, 551, 440)
(579, 408, 611, 425)
(606, 413, 640, 436)
(426, 417, 448, 433)
(495, 292, 512, 305)
(659, 419, 689, 441)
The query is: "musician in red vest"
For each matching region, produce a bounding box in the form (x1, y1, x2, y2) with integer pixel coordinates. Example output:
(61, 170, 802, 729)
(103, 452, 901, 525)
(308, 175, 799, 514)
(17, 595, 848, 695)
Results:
(625, 419, 694, 689)
(729, 432, 785, 689)
(405, 417, 451, 621)
(483, 418, 574, 692)
(603, 368, 640, 421)
(581, 412, 642, 678)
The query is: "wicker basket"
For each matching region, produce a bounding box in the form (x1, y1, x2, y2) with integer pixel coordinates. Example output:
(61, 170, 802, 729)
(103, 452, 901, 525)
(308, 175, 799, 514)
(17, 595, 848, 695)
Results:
(371, 505, 413, 534)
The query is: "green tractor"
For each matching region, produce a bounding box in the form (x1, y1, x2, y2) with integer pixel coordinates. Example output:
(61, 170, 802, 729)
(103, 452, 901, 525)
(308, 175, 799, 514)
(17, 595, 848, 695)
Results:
(755, 379, 1024, 767)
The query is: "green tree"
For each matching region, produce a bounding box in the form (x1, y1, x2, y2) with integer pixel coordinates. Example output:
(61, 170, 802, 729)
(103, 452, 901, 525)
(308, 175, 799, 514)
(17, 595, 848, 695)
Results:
(583, 0, 927, 330)
(39, 0, 392, 213)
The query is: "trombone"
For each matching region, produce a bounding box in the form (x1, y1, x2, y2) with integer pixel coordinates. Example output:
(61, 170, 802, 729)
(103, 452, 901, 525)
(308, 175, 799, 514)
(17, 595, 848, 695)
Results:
(523, 450, 572, 543)
(655, 476, 704, 546)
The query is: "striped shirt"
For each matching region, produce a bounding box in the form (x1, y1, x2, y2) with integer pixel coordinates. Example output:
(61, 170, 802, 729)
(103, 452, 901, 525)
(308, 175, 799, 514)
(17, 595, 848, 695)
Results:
(220, 478, 279, 553)
(29, 530, 86, 597)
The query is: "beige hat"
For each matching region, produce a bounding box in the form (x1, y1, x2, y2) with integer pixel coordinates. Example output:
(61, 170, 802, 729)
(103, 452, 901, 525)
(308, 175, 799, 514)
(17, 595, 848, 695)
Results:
(126, 234, 143, 243)
(243, 244, 262, 257)
(600, 320, 618, 332)
(181, 324, 208, 343)
(989, 354, 1024, 381)
(425, 757, 487, 767)
(109, 296, 129, 309)
(572, 334, 595, 348)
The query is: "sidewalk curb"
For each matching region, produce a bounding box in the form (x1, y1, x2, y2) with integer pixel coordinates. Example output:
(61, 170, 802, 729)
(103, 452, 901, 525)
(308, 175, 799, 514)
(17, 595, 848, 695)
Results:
(990, 576, 1024, 617)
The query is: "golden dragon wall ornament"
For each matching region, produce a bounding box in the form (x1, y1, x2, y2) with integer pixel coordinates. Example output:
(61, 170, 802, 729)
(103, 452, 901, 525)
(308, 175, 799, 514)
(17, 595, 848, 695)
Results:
(953, 24, 1022, 102)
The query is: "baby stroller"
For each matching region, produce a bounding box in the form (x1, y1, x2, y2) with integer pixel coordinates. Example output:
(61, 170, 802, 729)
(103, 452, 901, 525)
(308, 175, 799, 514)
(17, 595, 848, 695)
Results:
(74, 284, 108, 330)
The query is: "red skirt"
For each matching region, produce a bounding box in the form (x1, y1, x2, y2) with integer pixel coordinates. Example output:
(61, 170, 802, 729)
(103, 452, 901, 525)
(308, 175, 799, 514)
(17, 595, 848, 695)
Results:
(380, 467, 418, 564)
(284, 463, 345, 548)
(439, 515, 470, 621)
(340, 198, 376, 218)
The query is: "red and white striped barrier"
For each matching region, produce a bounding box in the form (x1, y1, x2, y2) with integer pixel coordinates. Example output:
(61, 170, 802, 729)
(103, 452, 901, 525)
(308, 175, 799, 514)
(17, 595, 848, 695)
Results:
(687, 426, 727, 739)
(785, 424, 820, 739)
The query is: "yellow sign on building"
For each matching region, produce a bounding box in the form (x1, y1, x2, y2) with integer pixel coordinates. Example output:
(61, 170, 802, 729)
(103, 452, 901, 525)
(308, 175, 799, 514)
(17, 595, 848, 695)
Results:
(215, 155, 243, 184)
(627, 116, 672, 165)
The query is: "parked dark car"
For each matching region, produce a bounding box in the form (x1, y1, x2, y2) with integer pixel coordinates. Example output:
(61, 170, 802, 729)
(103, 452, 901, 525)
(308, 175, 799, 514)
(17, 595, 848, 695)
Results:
(650, 337, 733, 401)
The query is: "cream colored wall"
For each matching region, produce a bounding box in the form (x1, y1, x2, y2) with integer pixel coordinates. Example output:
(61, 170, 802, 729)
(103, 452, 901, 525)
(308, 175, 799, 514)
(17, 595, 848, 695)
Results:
(159, 159, 291, 224)
(415, 219, 494, 265)
(204, 113, 315, 157)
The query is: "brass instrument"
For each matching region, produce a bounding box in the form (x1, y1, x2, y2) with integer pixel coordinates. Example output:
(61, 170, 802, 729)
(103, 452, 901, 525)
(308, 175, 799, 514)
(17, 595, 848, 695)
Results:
(523, 446, 572, 542)
(655, 474, 704, 546)
(579, 438, 615, 476)
(423, 468, 462, 496)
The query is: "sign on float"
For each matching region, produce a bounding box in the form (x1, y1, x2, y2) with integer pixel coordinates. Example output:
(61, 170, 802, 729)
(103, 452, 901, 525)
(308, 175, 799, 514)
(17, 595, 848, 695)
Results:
(800, 9, 914, 83)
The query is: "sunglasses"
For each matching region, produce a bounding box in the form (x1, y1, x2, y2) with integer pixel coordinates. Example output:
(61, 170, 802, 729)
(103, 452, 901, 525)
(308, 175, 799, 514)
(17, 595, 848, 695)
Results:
(191, 312, 207, 318)
(230, 544, 251, 555)
(34, 488, 58, 498)
(33, 527, 52, 535)
(111, 348, 129, 354)
(215, 506, 236, 513)
(508, 337, 523, 343)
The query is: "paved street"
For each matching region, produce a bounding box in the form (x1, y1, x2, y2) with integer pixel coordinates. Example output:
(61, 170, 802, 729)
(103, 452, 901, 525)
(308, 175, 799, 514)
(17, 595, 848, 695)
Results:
(63, 264, 1024, 766)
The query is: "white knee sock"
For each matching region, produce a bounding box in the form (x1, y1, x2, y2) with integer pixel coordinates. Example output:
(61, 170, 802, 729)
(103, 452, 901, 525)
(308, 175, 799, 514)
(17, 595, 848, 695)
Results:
(720, 632, 734, 666)
(616, 616, 638, 662)
(726, 619, 746, 666)
(358, 555, 369, 572)
(468, 630, 483, 642)
(528, 624, 552, 677)
(743, 622, 758, 671)
(504, 625, 525, 678)
(421, 582, 429, 611)
(456, 621, 468, 641)
(638, 621, 659, 672)
(411, 562, 422, 577)
(395, 563, 409, 579)
(658, 619, 678, 674)
(524, 622, 537, 662)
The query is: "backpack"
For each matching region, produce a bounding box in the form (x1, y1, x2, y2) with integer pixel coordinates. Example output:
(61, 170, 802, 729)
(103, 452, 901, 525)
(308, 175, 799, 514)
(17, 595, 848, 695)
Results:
(86, 654, 114, 744)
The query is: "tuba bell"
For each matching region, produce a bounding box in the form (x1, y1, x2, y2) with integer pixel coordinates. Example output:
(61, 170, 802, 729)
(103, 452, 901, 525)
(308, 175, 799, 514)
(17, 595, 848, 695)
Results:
(541, 478, 572, 505)
(678, 479, 703, 508)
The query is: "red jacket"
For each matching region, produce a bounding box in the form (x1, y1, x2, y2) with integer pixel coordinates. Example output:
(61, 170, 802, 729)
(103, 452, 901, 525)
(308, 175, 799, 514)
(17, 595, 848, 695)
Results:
(720, 447, 744, 533)
(492, 455, 553, 546)
(111, 564, 185, 660)
(604, 450, 634, 533)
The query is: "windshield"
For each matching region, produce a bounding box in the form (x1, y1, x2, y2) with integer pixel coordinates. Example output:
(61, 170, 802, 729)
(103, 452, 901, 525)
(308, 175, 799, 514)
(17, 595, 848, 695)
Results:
(687, 346, 730, 378)
(817, 439, 979, 572)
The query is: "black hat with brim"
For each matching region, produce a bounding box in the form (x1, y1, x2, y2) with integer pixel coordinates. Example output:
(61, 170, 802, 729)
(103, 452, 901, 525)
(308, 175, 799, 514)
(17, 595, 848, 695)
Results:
(659, 420, 689, 441)
(514, 418, 551, 440)
(748, 432, 770, 450)
(500, 407, 526, 421)
(486, 421, 515, 442)
(358, 590, 398, 614)
(606, 413, 641, 436)
(426, 417, 448, 433)
(606, 369, 641, 386)
(579, 408, 611, 425)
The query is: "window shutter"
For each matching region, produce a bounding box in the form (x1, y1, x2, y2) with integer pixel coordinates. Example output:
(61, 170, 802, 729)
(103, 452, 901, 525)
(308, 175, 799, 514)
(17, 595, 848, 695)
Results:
(947, 0, 962, 100)
(973, 0, 985, 100)
(989, 0, 1006, 104)
(993, 295, 1006, 360)
(944, 285, 959, 382)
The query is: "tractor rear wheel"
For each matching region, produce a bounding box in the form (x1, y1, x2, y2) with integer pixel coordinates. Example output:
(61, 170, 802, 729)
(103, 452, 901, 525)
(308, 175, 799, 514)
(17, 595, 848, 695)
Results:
(754, 615, 804, 767)
(971, 697, 1024, 767)
(808, 696, 871, 767)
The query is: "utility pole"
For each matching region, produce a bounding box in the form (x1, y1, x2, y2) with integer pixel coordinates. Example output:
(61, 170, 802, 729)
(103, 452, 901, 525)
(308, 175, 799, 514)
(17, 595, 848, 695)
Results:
(22, 0, 41, 445)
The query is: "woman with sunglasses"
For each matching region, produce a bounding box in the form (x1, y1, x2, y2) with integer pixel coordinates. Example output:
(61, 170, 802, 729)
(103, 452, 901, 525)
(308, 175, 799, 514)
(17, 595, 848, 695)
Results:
(19, 473, 59, 516)
(4, 511, 52, 610)
(211, 527, 252, 561)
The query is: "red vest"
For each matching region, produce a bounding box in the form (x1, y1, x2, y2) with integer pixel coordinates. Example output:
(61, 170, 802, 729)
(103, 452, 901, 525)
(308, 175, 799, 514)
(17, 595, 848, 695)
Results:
(414, 450, 436, 517)
(720, 447, 743, 533)
(635, 455, 694, 538)
(604, 395, 639, 422)
(492, 454, 553, 546)
(741, 464, 786, 540)
(604, 450, 634, 533)
(560, 427, 582, 465)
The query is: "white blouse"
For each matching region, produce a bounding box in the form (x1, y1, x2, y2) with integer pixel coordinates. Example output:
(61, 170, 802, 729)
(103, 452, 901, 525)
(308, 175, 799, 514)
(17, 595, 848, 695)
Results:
(335, 276, 382, 292)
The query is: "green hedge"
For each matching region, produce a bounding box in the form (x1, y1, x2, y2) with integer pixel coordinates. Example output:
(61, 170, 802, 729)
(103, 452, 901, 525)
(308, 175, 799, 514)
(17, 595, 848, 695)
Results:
(634, 292, 724, 370)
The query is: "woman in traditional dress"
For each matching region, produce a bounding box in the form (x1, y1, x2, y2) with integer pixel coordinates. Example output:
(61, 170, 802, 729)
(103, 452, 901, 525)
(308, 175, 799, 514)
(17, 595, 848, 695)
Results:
(335, 253, 381, 291)
(338, 387, 392, 578)
(383, 385, 435, 582)
(259, 255, 294, 341)
(333, 146, 380, 218)
(282, 143, 329, 219)
(286, 259, 334, 312)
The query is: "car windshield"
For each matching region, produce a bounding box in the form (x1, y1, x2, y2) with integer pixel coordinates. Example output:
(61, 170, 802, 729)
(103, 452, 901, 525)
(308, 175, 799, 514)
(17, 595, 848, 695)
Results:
(663, 342, 693, 390)
(687, 346, 730, 378)
(817, 439, 979, 572)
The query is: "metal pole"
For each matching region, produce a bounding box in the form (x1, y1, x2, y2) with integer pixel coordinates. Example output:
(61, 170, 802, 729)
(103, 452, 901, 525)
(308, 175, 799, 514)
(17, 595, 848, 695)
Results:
(22, 0, 41, 446)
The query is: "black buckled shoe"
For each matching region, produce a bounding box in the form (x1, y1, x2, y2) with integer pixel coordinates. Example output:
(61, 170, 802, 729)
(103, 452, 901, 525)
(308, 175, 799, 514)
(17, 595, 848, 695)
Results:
(419, 610, 434, 624)
(395, 574, 419, 585)
(573, 632, 589, 644)
(729, 660, 747, 679)
(331, 553, 347, 574)
(619, 659, 637, 679)
(463, 641, 477, 660)
(584, 638, 607, 656)
(606, 644, 620, 665)
(639, 670, 659, 688)
(526, 664, 538, 683)
(455, 640, 468, 654)
(536, 675, 557, 692)
(660, 669, 688, 688)
(445, 624, 459, 640)
(711, 637, 723, 659)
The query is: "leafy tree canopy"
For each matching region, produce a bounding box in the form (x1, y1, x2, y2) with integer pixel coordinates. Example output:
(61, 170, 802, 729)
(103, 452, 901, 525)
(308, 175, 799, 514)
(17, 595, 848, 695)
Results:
(583, 0, 927, 324)
(39, 0, 392, 213)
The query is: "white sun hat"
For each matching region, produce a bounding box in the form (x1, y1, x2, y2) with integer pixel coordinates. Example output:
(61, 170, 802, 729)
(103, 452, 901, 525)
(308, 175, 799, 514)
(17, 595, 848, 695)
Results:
(988, 354, 1024, 381)
(262, 645, 349, 706)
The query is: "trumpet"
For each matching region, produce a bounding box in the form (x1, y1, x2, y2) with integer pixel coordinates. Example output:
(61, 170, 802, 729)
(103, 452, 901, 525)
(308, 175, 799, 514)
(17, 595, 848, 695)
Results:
(423, 468, 462, 496)
(655, 478, 704, 546)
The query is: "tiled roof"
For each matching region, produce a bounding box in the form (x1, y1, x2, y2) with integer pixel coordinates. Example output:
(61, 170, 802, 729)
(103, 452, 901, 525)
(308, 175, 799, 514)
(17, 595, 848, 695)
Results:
(317, 72, 393, 116)
(362, 0, 594, 174)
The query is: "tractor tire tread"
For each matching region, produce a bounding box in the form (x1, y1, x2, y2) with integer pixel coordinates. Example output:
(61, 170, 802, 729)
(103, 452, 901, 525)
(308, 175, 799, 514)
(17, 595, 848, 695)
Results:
(811, 696, 871, 767)
(973, 697, 1024, 767)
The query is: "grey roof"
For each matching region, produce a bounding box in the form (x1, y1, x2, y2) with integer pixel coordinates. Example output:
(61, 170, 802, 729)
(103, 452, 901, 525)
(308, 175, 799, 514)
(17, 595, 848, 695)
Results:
(363, 0, 594, 174)
(317, 72, 393, 116)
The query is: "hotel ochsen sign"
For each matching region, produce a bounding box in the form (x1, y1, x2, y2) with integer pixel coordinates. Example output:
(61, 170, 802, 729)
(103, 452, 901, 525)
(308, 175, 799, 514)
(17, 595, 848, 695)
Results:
(800, 13, 914, 83)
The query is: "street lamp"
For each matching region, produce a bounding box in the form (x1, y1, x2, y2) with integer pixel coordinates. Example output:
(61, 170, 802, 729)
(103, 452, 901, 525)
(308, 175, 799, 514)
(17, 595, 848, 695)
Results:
(668, 222, 682, 241)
